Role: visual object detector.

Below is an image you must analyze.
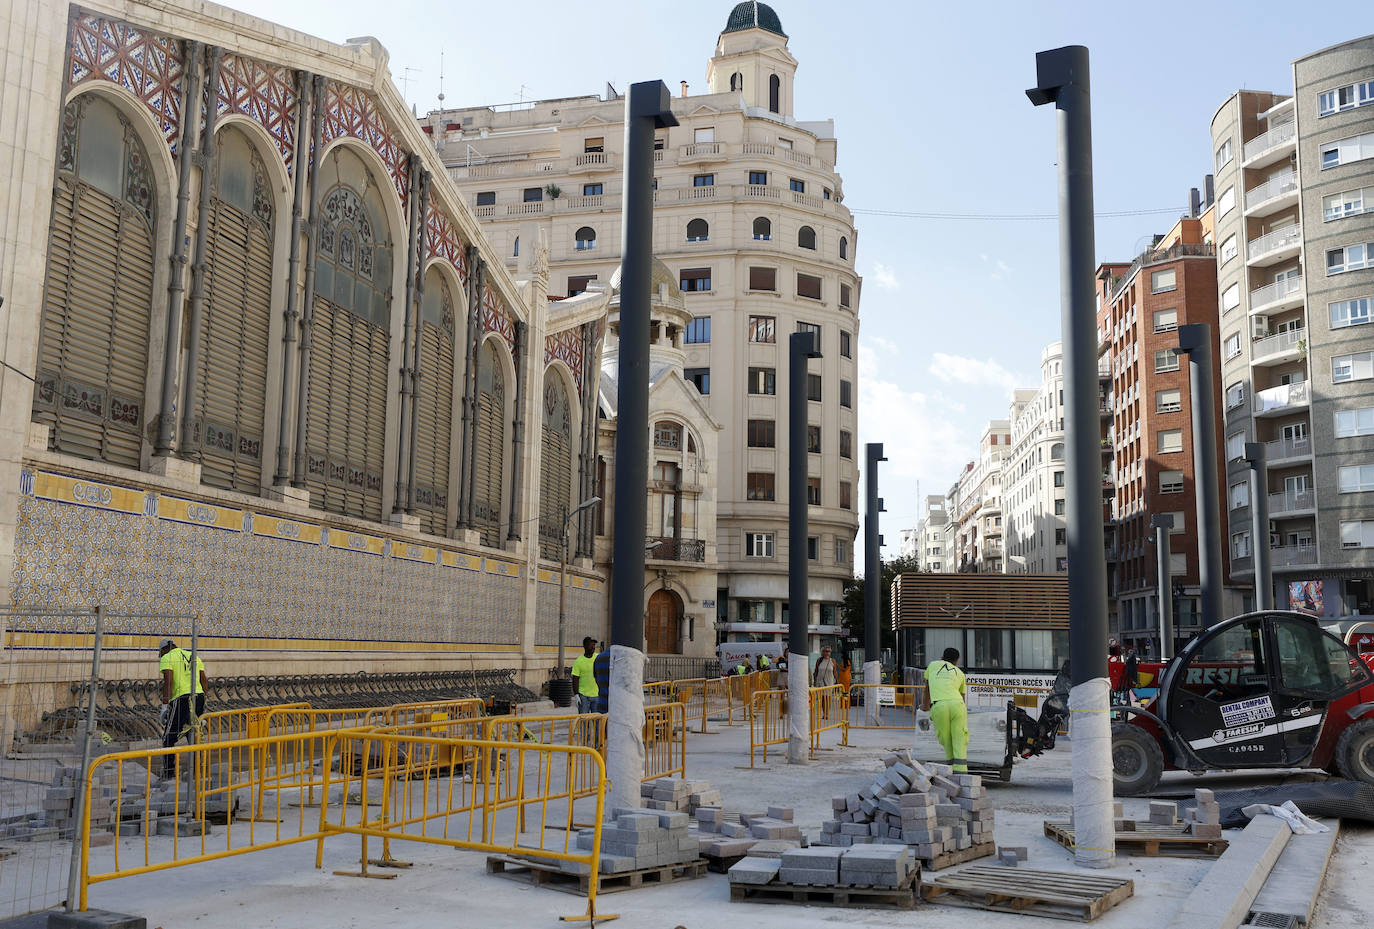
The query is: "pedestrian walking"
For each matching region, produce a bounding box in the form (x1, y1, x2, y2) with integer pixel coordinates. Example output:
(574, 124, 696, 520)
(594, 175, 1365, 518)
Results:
(813, 646, 837, 687)
(158, 639, 208, 779)
(570, 636, 599, 714)
(921, 647, 969, 773)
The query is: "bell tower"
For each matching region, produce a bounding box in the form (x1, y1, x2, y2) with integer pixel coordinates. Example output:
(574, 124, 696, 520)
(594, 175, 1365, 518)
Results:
(705, 2, 797, 118)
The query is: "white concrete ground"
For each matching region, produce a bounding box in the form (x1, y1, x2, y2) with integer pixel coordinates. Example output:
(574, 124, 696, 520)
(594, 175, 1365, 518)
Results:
(73, 715, 1369, 928)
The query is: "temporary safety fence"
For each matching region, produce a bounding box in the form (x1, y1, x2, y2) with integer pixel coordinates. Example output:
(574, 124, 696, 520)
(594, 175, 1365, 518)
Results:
(841, 684, 925, 744)
(748, 688, 789, 767)
(316, 730, 609, 921)
(642, 680, 675, 703)
(808, 685, 846, 754)
(670, 676, 734, 733)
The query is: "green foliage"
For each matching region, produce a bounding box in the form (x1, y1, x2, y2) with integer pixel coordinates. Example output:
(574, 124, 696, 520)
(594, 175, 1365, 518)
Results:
(840, 553, 923, 655)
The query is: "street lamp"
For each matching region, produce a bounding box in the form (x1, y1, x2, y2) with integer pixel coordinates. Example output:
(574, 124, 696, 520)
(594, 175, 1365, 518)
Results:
(557, 496, 602, 690)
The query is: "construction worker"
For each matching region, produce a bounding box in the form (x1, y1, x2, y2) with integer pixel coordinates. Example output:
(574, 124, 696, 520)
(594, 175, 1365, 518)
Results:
(921, 647, 969, 773)
(757, 653, 772, 672)
(158, 638, 208, 779)
(570, 637, 599, 714)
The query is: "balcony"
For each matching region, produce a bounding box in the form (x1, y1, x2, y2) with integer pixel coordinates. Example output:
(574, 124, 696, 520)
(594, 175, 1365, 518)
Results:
(1251, 328, 1305, 367)
(1242, 119, 1297, 169)
(1244, 171, 1299, 218)
(1269, 489, 1316, 516)
(647, 537, 706, 563)
(1253, 381, 1309, 417)
(1265, 434, 1312, 464)
(563, 194, 604, 211)
(1246, 226, 1302, 268)
(1098, 360, 1112, 380)
(1099, 397, 1112, 418)
(679, 141, 726, 163)
(1249, 275, 1304, 315)
(571, 152, 614, 172)
(505, 201, 546, 216)
(1271, 543, 1317, 567)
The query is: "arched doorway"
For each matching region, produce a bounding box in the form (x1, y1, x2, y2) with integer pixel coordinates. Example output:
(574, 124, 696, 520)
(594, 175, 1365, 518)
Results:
(646, 589, 683, 655)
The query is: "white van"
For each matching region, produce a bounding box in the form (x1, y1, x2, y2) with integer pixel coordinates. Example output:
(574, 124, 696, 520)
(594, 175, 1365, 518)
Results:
(716, 642, 785, 671)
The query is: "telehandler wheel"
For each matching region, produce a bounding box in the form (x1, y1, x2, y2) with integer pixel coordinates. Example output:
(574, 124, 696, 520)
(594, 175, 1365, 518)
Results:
(1111, 721, 1164, 796)
(1335, 718, 1374, 785)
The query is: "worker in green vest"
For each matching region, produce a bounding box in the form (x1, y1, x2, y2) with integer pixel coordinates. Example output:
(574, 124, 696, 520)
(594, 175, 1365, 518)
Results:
(921, 647, 969, 773)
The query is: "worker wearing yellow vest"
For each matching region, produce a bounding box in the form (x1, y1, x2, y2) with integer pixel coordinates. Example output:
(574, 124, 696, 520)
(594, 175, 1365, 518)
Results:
(921, 647, 969, 773)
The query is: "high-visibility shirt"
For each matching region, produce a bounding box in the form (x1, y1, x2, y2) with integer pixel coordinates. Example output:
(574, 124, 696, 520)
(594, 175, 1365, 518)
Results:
(758, 657, 771, 669)
(924, 660, 965, 704)
(160, 648, 205, 700)
(571, 653, 598, 697)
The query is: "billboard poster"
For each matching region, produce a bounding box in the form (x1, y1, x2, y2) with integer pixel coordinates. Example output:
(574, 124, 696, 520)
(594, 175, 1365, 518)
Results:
(1288, 580, 1323, 616)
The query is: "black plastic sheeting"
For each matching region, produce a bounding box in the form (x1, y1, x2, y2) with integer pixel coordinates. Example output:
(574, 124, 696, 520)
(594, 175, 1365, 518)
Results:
(1177, 779, 1374, 826)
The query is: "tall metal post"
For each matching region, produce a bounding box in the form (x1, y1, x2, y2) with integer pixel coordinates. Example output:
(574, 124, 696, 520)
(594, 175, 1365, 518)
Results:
(606, 81, 677, 817)
(788, 332, 820, 764)
(863, 443, 886, 725)
(1027, 45, 1114, 869)
(65, 606, 103, 912)
(1149, 513, 1174, 659)
(1244, 442, 1273, 611)
(1177, 324, 1224, 628)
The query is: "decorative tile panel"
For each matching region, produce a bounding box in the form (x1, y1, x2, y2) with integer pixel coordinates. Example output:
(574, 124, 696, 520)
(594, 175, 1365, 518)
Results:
(319, 80, 409, 207)
(545, 327, 584, 395)
(425, 211, 469, 286)
(69, 14, 185, 149)
(482, 283, 516, 357)
(215, 53, 298, 169)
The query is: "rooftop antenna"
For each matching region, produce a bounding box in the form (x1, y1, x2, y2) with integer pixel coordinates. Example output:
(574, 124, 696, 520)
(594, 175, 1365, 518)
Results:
(517, 83, 532, 103)
(437, 49, 446, 108)
(399, 66, 421, 104)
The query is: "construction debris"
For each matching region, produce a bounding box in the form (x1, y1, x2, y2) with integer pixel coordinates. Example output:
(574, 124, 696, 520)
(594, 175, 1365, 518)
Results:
(813, 751, 994, 864)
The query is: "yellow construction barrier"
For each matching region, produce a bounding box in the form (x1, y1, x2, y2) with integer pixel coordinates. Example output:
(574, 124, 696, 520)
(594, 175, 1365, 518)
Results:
(809, 685, 845, 754)
(202, 703, 310, 743)
(841, 684, 925, 745)
(365, 697, 487, 729)
(642, 680, 675, 703)
(317, 730, 611, 922)
(748, 688, 788, 767)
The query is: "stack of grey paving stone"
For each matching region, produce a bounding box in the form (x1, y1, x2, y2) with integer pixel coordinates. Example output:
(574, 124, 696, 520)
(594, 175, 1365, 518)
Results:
(569, 807, 701, 874)
(1154, 790, 1223, 840)
(728, 842, 916, 890)
(815, 750, 993, 861)
(0, 764, 119, 845)
(111, 761, 229, 836)
(696, 805, 804, 859)
(639, 777, 723, 814)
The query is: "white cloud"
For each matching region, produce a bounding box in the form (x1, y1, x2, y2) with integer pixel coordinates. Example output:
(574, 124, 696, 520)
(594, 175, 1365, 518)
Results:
(928, 352, 1020, 392)
(869, 262, 899, 291)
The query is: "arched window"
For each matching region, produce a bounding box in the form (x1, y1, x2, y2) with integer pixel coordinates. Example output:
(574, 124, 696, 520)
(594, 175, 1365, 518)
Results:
(839, 236, 849, 260)
(769, 74, 781, 113)
(686, 218, 709, 242)
(798, 225, 817, 250)
(304, 147, 393, 521)
(1051, 443, 1065, 461)
(753, 217, 771, 240)
(574, 226, 596, 251)
(513, 235, 519, 257)
(730, 72, 742, 92)
(539, 372, 574, 560)
(474, 340, 507, 547)
(414, 267, 458, 534)
(36, 95, 157, 468)
(193, 126, 274, 494)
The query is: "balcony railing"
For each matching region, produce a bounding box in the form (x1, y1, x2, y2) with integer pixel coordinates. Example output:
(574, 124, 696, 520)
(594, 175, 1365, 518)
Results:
(1265, 435, 1311, 461)
(647, 537, 706, 563)
(1243, 120, 1297, 163)
(1249, 275, 1303, 311)
(563, 194, 604, 210)
(1108, 243, 1215, 302)
(1270, 544, 1317, 566)
(680, 141, 723, 159)
(1247, 226, 1302, 263)
(1245, 171, 1298, 209)
(506, 201, 545, 216)
(1253, 381, 1309, 414)
(1269, 489, 1315, 515)
(1251, 327, 1305, 362)
(573, 152, 613, 170)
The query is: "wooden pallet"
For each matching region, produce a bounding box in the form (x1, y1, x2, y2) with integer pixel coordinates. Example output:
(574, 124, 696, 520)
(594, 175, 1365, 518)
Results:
(921, 841, 996, 871)
(1044, 820, 1229, 859)
(702, 851, 747, 874)
(485, 854, 707, 896)
(920, 865, 1134, 921)
(729, 872, 918, 909)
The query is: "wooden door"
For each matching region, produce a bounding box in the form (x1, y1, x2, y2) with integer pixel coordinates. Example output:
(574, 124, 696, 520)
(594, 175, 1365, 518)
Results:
(646, 589, 682, 655)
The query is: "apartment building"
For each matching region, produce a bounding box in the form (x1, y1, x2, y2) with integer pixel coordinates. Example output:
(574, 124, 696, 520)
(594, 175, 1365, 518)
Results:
(910, 495, 953, 573)
(1210, 36, 1374, 619)
(1005, 345, 1067, 575)
(423, 2, 861, 648)
(1096, 209, 1247, 655)
(949, 423, 1011, 573)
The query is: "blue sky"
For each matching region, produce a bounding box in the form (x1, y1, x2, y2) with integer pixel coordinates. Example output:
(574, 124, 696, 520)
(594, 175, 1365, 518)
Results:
(230, 0, 1360, 560)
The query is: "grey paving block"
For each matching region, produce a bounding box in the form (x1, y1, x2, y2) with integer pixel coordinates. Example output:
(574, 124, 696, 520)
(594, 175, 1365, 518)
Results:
(1173, 814, 1291, 929)
(1250, 819, 1338, 927)
(704, 838, 756, 857)
(729, 857, 782, 885)
(780, 867, 841, 885)
(47, 910, 147, 929)
(781, 846, 844, 868)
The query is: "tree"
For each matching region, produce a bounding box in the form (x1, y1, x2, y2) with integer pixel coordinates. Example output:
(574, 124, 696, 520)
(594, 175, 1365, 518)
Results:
(840, 554, 922, 659)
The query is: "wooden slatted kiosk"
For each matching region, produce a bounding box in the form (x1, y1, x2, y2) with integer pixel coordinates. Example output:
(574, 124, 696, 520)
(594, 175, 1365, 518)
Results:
(920, 865, 1134, 921)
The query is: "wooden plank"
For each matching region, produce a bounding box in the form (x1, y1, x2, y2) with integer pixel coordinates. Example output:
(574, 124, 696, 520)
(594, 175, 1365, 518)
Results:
(1044, 821, 1229, 859)
(921, 866, 1134, 922)
(919, 841, 997, 871)
(485, 854, 707, 897)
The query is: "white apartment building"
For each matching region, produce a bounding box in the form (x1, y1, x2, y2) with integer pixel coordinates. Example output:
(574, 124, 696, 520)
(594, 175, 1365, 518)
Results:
(1005, 343, 1069, 575)
(1211, 35, 1374, 620)
(951, 422, 1011, 573)
(914, 495, 952, 573)
(423, 2, 861, 648)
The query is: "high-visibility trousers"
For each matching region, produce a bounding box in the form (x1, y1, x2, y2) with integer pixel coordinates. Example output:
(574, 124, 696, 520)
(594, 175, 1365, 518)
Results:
(931, 699, 969, 773)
